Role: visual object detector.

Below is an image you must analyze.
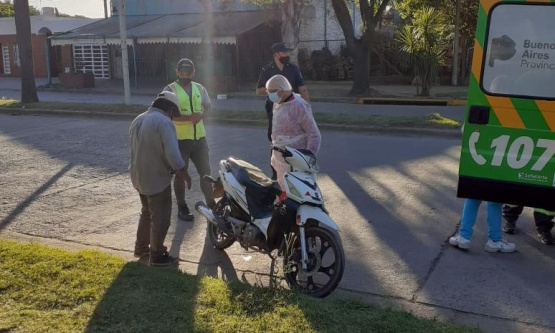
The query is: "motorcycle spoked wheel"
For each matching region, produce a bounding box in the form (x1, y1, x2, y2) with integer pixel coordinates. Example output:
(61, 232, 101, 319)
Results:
(283, 226, 345, 298)
(207, 198, 235, 250)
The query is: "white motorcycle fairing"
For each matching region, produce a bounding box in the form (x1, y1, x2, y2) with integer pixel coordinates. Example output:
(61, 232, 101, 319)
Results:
(283, 172, 323, 205)
(252, 216, 272, 238)
(297, 205, 339, 231)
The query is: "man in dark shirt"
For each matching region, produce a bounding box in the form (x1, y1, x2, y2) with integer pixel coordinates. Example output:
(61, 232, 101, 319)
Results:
(256, 42, 310, 142)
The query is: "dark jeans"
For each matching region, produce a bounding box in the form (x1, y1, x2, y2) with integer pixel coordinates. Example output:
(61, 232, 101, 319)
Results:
(265, 100, 273, 142)
(265, 101, 277, 180)
(174, 137, 212, 206)
(135, 186, 172, 256)
(503, 205, 555, 232)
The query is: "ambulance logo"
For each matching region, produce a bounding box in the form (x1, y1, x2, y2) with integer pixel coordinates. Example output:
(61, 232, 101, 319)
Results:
(518, 172, 548, 183)
(489, 35, 516, 67)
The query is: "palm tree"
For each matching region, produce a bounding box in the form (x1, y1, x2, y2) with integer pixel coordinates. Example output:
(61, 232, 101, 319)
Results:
(396, 7, 449, 97)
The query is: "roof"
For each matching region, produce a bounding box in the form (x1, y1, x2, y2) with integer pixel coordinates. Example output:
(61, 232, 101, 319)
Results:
(0, 15, 100, 36)
(50, 11, 268, 46)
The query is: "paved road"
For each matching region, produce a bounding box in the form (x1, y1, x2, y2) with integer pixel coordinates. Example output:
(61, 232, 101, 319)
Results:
(1, 114, 553, 333)
(0, 89, 466, 122)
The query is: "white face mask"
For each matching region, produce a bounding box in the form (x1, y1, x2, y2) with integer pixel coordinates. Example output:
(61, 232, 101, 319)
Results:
(268, 91, 281, 103)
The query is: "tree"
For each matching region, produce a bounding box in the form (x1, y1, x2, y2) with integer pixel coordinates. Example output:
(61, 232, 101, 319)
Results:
(396, 7, 449, 96)
(0, 0, 15, 16)
(231, 0, 306, 57)
(330, 0, 391, 95)
(0, 0, 40, 17)
(394, 0, 479, 84)
(14, 0, 39, 103)
(57, 12, 88, 18)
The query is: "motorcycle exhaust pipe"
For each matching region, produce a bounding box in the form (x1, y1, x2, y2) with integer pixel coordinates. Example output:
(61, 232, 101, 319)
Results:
(195, 202, 217, 226)
(195, 201, 235, 237)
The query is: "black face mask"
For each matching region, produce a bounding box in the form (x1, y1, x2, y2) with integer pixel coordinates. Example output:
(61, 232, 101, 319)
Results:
(179, 78, 192, 85)
(279, 56, 290, 65)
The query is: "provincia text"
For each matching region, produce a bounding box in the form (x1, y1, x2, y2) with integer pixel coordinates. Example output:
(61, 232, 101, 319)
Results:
(521, 40, 555, 70)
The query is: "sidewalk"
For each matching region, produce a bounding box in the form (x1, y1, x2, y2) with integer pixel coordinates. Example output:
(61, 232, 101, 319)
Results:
(0, 77, 469, 101)
(0, 77, 467, 122)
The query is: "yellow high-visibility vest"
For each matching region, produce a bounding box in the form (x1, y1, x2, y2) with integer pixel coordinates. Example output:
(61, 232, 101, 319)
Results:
(169, 81, 206, 140)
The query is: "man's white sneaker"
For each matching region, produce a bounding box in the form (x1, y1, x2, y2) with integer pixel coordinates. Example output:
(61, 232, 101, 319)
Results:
(449, 234, 470, 249)
(485, 239, 516, 253)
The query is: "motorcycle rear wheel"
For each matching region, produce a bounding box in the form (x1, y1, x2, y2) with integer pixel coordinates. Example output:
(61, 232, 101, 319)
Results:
(283, 226, 345, 298)
(207, 198, 235, 250)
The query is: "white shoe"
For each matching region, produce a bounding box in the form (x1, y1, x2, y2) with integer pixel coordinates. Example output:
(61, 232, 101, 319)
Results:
(449, 234, 470, 249)
(485, 239, 516, 253)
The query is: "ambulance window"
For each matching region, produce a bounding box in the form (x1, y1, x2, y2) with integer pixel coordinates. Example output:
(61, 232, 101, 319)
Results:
(481, 3, 555, 100)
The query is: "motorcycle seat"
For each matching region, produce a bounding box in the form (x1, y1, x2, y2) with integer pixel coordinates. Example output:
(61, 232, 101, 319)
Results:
(227, 158, 275, 188)
(226, 158, 281, 219)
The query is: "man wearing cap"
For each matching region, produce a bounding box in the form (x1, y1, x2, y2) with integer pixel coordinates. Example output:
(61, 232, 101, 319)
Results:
(129, 91, 191, 266)
(163, 58, 215, 221)
(257, 42, 310, 143)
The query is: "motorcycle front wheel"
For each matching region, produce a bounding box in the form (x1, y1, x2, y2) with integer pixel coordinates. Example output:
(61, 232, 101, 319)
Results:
(283, 226, 345, 298)
(207, 198, 235, 250)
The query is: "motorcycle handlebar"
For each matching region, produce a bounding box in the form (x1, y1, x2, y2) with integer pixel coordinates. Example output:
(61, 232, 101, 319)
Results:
(272, 146, 293, 157)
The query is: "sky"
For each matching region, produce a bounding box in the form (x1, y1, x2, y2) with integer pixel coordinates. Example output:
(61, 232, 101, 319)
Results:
(28, 0, 107, 18)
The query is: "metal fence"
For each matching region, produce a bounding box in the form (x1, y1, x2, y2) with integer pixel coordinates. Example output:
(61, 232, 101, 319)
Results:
(296, 38, 407, 81)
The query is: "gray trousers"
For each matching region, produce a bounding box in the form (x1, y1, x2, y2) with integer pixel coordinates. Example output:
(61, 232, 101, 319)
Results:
(174, 137, 212, 206)
(135, 185, 172, 256)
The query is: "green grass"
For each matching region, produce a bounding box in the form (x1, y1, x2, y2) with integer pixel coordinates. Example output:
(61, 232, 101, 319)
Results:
(0, 99, 461, 129)
(0, 240, 480, 333)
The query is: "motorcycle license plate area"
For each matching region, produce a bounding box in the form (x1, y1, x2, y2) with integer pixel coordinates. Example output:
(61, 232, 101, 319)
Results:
(457, 1, 555, 210)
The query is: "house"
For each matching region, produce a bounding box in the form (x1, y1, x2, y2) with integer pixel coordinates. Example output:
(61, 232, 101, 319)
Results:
(49, 0, 385, 89)
(0, 7, 99, 78)
(50, 0, 281, 92)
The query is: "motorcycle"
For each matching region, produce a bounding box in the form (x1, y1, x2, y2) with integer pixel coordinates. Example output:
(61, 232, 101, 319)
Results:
(195, 146, 345, 298)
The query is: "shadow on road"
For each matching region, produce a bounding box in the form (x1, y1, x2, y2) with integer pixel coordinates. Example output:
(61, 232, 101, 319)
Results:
(0, 163, 73, 231)
(196, 224, 239, 283)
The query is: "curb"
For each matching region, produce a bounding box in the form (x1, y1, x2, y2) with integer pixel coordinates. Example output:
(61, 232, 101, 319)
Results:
(31, 87, 466, 106)
(35, 88, 360, 105)
(358, 97, 467, 106)
(0, 107, 461, 139)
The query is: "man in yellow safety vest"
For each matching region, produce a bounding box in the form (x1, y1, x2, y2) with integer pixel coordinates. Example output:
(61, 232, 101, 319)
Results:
(164, 58, 215, 221)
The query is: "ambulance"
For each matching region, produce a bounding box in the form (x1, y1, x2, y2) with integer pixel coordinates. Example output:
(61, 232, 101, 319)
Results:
(457, 0, 555, 211)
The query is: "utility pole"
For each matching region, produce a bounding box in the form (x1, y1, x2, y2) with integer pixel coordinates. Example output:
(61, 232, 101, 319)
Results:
(324, 0, 328, 49)
(103, 0, 108, 18)
(117, 0, 131, 105)
(452, 0, 461, 86)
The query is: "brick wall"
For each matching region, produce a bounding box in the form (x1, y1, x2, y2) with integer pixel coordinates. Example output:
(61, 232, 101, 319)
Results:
(0, 34, 50, 78)
(59, 45, 73, 74)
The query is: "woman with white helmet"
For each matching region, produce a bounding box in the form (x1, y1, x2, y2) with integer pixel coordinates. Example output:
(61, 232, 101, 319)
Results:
(265, 74, 321, 190)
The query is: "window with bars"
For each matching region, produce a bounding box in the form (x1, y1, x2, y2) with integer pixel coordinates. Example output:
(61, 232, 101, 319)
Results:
(13, 44, 20, 68)
(72, 44, 110, 79)
(2, 45, 10, 75)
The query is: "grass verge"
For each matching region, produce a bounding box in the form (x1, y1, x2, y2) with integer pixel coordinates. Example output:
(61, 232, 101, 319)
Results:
(0, 239, 479, 333)
(0, 99, 460, 129)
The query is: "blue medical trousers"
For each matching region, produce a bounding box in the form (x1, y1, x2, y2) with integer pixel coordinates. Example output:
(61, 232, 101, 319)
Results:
(459, 199, 502, 242)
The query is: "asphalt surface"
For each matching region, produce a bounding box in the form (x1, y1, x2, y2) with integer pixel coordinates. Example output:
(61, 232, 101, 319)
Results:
(1, 114, 554, 332)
